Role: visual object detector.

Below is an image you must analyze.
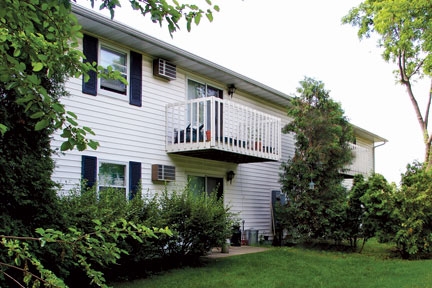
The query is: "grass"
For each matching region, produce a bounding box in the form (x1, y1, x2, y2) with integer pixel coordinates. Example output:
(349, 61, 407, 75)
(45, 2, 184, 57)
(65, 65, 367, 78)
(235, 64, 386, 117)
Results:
(112, 240, 432, 288)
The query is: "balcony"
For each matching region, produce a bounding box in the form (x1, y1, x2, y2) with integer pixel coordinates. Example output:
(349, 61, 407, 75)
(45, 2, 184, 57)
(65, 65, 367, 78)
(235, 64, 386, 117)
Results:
(166, 97, 281, 163)
(344, 143, 372, 178)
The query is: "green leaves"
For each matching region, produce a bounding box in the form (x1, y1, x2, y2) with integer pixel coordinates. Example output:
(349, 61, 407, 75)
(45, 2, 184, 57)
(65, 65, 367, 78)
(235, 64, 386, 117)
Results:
(32, 62, 44, 72)
(122, 0, 219, 36)
(35, 119, 49, 131)
(2, 219, 169, 288)
(0, 123, 8, 135)
(1, 0, 99, 151)
(280, 77, 354, 242)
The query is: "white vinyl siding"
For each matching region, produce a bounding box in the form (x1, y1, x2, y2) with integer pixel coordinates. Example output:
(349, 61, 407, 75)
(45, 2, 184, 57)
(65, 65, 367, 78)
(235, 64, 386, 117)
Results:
(51, 37, 295, 239)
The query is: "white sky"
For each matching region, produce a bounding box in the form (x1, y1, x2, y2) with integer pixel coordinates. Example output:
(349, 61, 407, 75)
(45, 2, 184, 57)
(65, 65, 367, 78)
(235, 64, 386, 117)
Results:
(80, 0, 431, 184)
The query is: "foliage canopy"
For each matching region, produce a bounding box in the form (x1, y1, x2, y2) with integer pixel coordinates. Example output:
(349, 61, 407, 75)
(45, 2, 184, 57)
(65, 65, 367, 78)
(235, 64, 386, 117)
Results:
(280, 77, 354, 241)
(342, 0, 432, 167)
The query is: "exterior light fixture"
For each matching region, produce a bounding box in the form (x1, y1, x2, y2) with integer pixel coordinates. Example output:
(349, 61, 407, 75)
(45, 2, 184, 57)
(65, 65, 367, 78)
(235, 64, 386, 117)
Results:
(228, 84, 236, 98)
(227, 170, 235, 184)
(308, 180, 315, 190)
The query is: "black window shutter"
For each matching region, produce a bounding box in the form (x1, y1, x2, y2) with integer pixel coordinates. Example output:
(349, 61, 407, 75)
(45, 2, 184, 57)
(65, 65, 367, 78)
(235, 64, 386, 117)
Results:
(82, 34, 98, 96)
(129, 51, 142, 106)
(129, 161, 141, 200)
(81, 155, 97, 189)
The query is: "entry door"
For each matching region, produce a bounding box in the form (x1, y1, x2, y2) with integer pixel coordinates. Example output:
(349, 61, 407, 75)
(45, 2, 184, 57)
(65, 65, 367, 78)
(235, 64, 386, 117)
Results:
(188, 175, 223, 200)
(206, 177, 223, 200)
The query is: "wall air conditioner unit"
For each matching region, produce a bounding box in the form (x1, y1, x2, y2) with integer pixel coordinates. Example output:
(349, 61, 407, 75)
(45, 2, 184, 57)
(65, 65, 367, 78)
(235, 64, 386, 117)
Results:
(151, 164, 176, 181)
(153, 58, 176, 80)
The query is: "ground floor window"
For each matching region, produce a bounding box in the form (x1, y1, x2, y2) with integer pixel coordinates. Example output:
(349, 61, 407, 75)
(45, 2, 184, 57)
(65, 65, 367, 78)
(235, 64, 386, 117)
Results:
(98, 162, 127, 194)
(81, 156, 141, 199)
(188, 175, 223, 199)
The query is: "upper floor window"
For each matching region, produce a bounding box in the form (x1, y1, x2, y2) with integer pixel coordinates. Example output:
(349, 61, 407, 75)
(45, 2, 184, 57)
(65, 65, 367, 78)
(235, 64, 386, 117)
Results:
(187, 79, 223, 129)
(82, 34, 142, 107)
(187, 79, 222, 100)
(100, 46, 127, 95)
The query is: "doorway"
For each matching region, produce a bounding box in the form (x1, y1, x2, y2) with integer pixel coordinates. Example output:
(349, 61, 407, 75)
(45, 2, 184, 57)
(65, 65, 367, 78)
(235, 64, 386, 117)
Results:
(188, 175, 223, 199)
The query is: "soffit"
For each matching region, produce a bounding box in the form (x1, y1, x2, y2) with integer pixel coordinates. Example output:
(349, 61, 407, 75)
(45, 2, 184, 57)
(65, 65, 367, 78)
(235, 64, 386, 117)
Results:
(72, 4, 291, 107)
(353, 124, 388, 144)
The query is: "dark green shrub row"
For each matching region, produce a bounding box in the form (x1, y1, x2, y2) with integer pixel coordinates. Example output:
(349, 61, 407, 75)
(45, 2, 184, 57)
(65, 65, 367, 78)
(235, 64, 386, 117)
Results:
(277, 161, 432, 259)
(57, 184, 234, 284)
(333, 162, 432, 259)
(343, 165, 432, 258)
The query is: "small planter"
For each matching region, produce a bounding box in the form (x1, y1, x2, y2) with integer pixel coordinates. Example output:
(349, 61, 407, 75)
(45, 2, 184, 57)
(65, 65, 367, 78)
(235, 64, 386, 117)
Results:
(221, 242, 229, 253)
(254, 141, 262, 151)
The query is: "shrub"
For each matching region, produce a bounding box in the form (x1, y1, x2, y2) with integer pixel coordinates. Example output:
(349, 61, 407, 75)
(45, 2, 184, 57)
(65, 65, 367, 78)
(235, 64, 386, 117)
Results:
(57, 184, 233, 282)
(360, 174, 398, 245)
(114, 186, 234, 280)
(394, 162, 432, 259)
(157, 187, 233, 257)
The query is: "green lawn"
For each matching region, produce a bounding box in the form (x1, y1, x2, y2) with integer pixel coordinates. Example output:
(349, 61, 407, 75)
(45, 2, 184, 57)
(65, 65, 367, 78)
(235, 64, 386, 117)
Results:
(113, 241, 432, 288)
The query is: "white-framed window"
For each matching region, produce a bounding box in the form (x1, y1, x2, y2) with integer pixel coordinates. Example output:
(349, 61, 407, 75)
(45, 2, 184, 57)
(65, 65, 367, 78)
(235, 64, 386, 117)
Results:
(98, 161, 128, 196)
(81, 155, 142, 200)
(99, 45, 128, 96)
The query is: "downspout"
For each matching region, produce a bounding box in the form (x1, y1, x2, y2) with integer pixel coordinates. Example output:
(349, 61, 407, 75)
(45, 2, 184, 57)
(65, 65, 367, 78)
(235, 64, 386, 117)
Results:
(373, 141, 387, 173)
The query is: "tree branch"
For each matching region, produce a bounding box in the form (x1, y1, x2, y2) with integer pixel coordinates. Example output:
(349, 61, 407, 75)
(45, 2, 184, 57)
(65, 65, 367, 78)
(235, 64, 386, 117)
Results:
(399, 50, 427, 136)
(424, 79, 432, 132)
(0, 261, 46, 287)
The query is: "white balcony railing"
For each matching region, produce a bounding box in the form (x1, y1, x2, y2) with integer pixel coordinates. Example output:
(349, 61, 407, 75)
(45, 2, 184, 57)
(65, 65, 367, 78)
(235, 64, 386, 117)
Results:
(346, 143, 372, 176)
(166, 96, 281, 161)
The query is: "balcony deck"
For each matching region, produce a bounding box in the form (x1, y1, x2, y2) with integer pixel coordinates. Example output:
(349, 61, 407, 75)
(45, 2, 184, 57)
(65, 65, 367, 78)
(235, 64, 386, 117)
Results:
(343, 143, 372, 178)
(166, 97, 282, 163)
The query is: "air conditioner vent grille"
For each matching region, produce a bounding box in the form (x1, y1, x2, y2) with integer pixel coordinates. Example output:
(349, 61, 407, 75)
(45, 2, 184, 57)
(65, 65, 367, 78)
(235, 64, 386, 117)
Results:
(153, 58, 176, 80)
(152, 164, 175, 181)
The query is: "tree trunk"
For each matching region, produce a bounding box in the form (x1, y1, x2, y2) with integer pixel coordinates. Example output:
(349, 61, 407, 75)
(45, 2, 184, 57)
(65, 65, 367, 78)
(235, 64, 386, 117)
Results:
(403, 78, 432, 169)
(425, 80, 432, 169)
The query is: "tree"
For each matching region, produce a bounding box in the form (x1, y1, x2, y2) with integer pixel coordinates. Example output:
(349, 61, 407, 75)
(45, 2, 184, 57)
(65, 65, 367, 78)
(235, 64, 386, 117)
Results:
(342, 0, 432, 167)
(280, 77, 354, 242)
(0, 0, 218, 285)
(345, 174, 367, 249)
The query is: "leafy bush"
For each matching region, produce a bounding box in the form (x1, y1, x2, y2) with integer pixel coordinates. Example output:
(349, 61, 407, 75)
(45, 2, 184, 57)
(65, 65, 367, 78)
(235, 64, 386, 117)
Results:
(157, 187, 233, 257)
(394, 162, 432, 259)
(113, 186, 234, 280)
(1, 183, 233, 286)
(360, 174, 398, 245)
(349, 166, 432, 259)
(58, 184, 233, 282)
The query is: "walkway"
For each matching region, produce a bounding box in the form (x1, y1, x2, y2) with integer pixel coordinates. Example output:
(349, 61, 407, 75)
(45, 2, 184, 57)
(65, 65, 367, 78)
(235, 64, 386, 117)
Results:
(204, 245, 270, 259)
